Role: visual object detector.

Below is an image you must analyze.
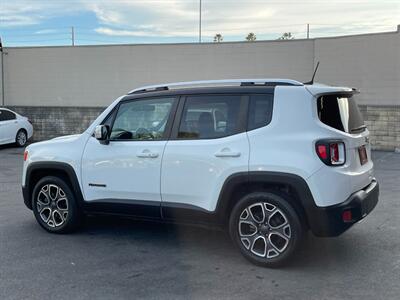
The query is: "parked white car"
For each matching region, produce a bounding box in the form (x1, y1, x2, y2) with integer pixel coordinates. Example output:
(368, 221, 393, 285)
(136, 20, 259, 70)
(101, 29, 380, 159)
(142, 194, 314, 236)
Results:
(22, 79, 379, 267)
(0, 108, 33, 147)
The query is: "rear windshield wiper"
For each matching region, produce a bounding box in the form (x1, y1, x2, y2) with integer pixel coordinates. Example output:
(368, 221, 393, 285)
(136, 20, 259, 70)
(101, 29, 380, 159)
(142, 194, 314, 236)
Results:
(350, 125, 367, 133)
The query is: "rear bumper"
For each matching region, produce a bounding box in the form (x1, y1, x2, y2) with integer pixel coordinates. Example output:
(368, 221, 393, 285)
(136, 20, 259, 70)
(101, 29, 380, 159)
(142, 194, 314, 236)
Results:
(311, 179, 379, 237)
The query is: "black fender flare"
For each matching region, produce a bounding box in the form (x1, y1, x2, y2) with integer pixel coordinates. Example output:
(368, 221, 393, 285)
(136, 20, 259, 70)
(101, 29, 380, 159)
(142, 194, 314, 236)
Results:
(23, 162, 84, 210)
(215, 171, 324, 233)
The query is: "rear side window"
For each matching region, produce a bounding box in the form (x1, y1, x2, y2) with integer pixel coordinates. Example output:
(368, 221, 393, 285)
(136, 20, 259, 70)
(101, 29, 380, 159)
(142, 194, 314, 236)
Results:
(317, 94, 365, 133)
(247, 94, 273, 130)
(178, 95, 242, 139)
(0, 110, 16, 121)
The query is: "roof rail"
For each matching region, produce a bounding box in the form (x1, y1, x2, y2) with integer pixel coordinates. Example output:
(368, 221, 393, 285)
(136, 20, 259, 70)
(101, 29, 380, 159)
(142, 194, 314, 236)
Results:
(128, 78, 303, 94)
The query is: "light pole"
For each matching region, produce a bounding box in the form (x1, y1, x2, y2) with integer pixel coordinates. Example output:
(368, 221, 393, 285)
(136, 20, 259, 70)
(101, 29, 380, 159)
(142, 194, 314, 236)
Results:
(71, 26, 75, 46)
(0, 37, 4, 106)
(199, 0, 202, 43)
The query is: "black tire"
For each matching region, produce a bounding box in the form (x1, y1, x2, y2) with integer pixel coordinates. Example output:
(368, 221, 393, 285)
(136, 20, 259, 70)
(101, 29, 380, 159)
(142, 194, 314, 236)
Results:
(15, 129, 27, 147)
(32, 176, 82, 233)
(229, 191, 303, 267)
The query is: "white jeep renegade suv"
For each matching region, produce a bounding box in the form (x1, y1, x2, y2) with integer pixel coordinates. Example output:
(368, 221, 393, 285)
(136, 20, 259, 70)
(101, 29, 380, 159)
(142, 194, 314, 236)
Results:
(22, 79, 379, 267)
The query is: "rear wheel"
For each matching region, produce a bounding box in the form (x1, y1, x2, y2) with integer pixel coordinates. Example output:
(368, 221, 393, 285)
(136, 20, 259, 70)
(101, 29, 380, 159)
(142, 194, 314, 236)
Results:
(15, 129, 27, 147)
(229, 191, 303, 267)
(32, 176, 82, 233)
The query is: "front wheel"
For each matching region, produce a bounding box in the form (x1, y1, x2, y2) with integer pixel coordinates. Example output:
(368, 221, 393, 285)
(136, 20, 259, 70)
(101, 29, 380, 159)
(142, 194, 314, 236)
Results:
(229, 191, 304, 267)
(32, 176, 82, 233)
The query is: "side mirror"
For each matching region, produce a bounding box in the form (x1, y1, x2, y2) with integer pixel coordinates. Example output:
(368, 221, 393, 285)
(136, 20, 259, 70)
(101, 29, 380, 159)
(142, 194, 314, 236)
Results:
(94, 125, 110, 145)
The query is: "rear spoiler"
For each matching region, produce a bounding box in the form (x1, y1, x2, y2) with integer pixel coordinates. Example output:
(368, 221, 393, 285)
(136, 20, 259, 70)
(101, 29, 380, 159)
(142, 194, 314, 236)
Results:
(305, 85, 359, 97)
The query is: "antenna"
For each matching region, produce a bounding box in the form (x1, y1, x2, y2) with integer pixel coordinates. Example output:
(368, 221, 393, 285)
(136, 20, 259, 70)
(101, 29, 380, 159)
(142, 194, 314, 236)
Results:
(304, 61, 320, 85)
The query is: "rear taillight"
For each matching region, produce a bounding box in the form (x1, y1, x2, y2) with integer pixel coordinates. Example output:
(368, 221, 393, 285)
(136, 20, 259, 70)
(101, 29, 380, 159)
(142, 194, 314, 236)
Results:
(316, 145, 328, 160)
(23, 151, 28, 161)
(315, 140, 346, 166)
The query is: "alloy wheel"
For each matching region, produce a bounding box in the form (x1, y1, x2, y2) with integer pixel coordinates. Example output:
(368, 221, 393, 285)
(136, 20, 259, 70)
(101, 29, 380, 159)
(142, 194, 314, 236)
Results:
(238, 202, 291, 259)
(17, 131, 27, 146)
(36, 184, 69, 228)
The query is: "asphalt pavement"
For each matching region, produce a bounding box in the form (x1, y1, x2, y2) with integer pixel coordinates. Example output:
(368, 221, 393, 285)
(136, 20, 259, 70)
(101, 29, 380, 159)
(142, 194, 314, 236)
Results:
(0, 145, 399, 300)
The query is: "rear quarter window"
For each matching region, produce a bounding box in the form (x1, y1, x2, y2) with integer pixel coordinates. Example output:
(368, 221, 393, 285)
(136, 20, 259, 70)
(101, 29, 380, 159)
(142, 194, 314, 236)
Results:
(247, 94, 274, 131)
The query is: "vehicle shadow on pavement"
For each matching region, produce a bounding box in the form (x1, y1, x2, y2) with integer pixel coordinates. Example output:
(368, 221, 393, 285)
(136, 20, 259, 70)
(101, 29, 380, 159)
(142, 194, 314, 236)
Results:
(0, 143, 30, 151)
(0, 144, 18, 151)
(76, 215, 365, 270)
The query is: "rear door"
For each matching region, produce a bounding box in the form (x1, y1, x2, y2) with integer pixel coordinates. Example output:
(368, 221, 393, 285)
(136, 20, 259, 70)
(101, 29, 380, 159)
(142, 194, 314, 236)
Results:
(161, 94, 249, 218)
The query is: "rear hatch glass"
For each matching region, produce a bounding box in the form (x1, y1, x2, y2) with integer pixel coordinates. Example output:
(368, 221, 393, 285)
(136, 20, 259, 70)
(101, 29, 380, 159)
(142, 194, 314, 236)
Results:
(317, 94, 365, 134)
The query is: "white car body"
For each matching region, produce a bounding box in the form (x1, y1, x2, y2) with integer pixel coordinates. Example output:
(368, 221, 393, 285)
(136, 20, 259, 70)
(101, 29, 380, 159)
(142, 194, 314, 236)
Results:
(22, 79, 379, 241)
(0, 108, 33, 146)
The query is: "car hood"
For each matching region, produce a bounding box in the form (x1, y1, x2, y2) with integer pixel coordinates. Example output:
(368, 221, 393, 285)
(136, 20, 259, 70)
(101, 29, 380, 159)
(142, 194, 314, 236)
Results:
(27, 133, 86, 151)
(51, 134, 82, 141)
(24, 133, 90, 173)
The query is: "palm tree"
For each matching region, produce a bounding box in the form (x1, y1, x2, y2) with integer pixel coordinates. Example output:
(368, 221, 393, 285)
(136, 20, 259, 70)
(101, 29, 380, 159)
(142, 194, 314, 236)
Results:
(213, 33, 223, 43)
(278, 32, 294, 40)
(245, 32, 256, 42)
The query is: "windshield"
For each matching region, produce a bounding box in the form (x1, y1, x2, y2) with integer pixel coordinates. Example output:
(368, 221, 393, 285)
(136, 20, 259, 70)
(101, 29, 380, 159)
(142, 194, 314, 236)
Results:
(317, 94, 365, 133)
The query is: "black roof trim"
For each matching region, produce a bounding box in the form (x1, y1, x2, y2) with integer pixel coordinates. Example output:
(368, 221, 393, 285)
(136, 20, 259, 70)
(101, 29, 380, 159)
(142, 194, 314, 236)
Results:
(123, 86, 276, 101)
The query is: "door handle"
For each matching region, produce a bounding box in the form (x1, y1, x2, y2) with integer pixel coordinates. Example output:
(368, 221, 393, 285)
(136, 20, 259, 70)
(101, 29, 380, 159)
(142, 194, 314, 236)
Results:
(214, 149, 241, 158)
(136, 150, 159, 158)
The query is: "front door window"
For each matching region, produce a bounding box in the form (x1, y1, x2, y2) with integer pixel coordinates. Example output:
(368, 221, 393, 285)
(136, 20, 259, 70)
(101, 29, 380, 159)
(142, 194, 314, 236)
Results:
(110, 98, 175, 141)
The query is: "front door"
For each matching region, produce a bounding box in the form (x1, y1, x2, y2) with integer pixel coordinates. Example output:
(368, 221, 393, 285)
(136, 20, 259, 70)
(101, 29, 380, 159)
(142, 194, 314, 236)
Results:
(81, 96, 177, 218)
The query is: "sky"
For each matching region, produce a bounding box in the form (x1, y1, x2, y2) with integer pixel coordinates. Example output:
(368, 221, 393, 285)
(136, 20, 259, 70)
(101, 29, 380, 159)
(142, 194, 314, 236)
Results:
(0, 0, 399, 47)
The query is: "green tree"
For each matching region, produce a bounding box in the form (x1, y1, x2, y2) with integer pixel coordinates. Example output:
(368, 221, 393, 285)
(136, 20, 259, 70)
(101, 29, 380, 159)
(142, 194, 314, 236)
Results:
(278, 32, 294, 40)
(245, 32, 256, 42)
(213, 33, 223, 42)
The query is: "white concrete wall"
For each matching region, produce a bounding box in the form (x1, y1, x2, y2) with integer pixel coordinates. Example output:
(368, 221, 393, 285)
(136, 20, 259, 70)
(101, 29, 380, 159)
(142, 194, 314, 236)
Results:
(1, 28, 399, 107)
(314, 30, 400, 106)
